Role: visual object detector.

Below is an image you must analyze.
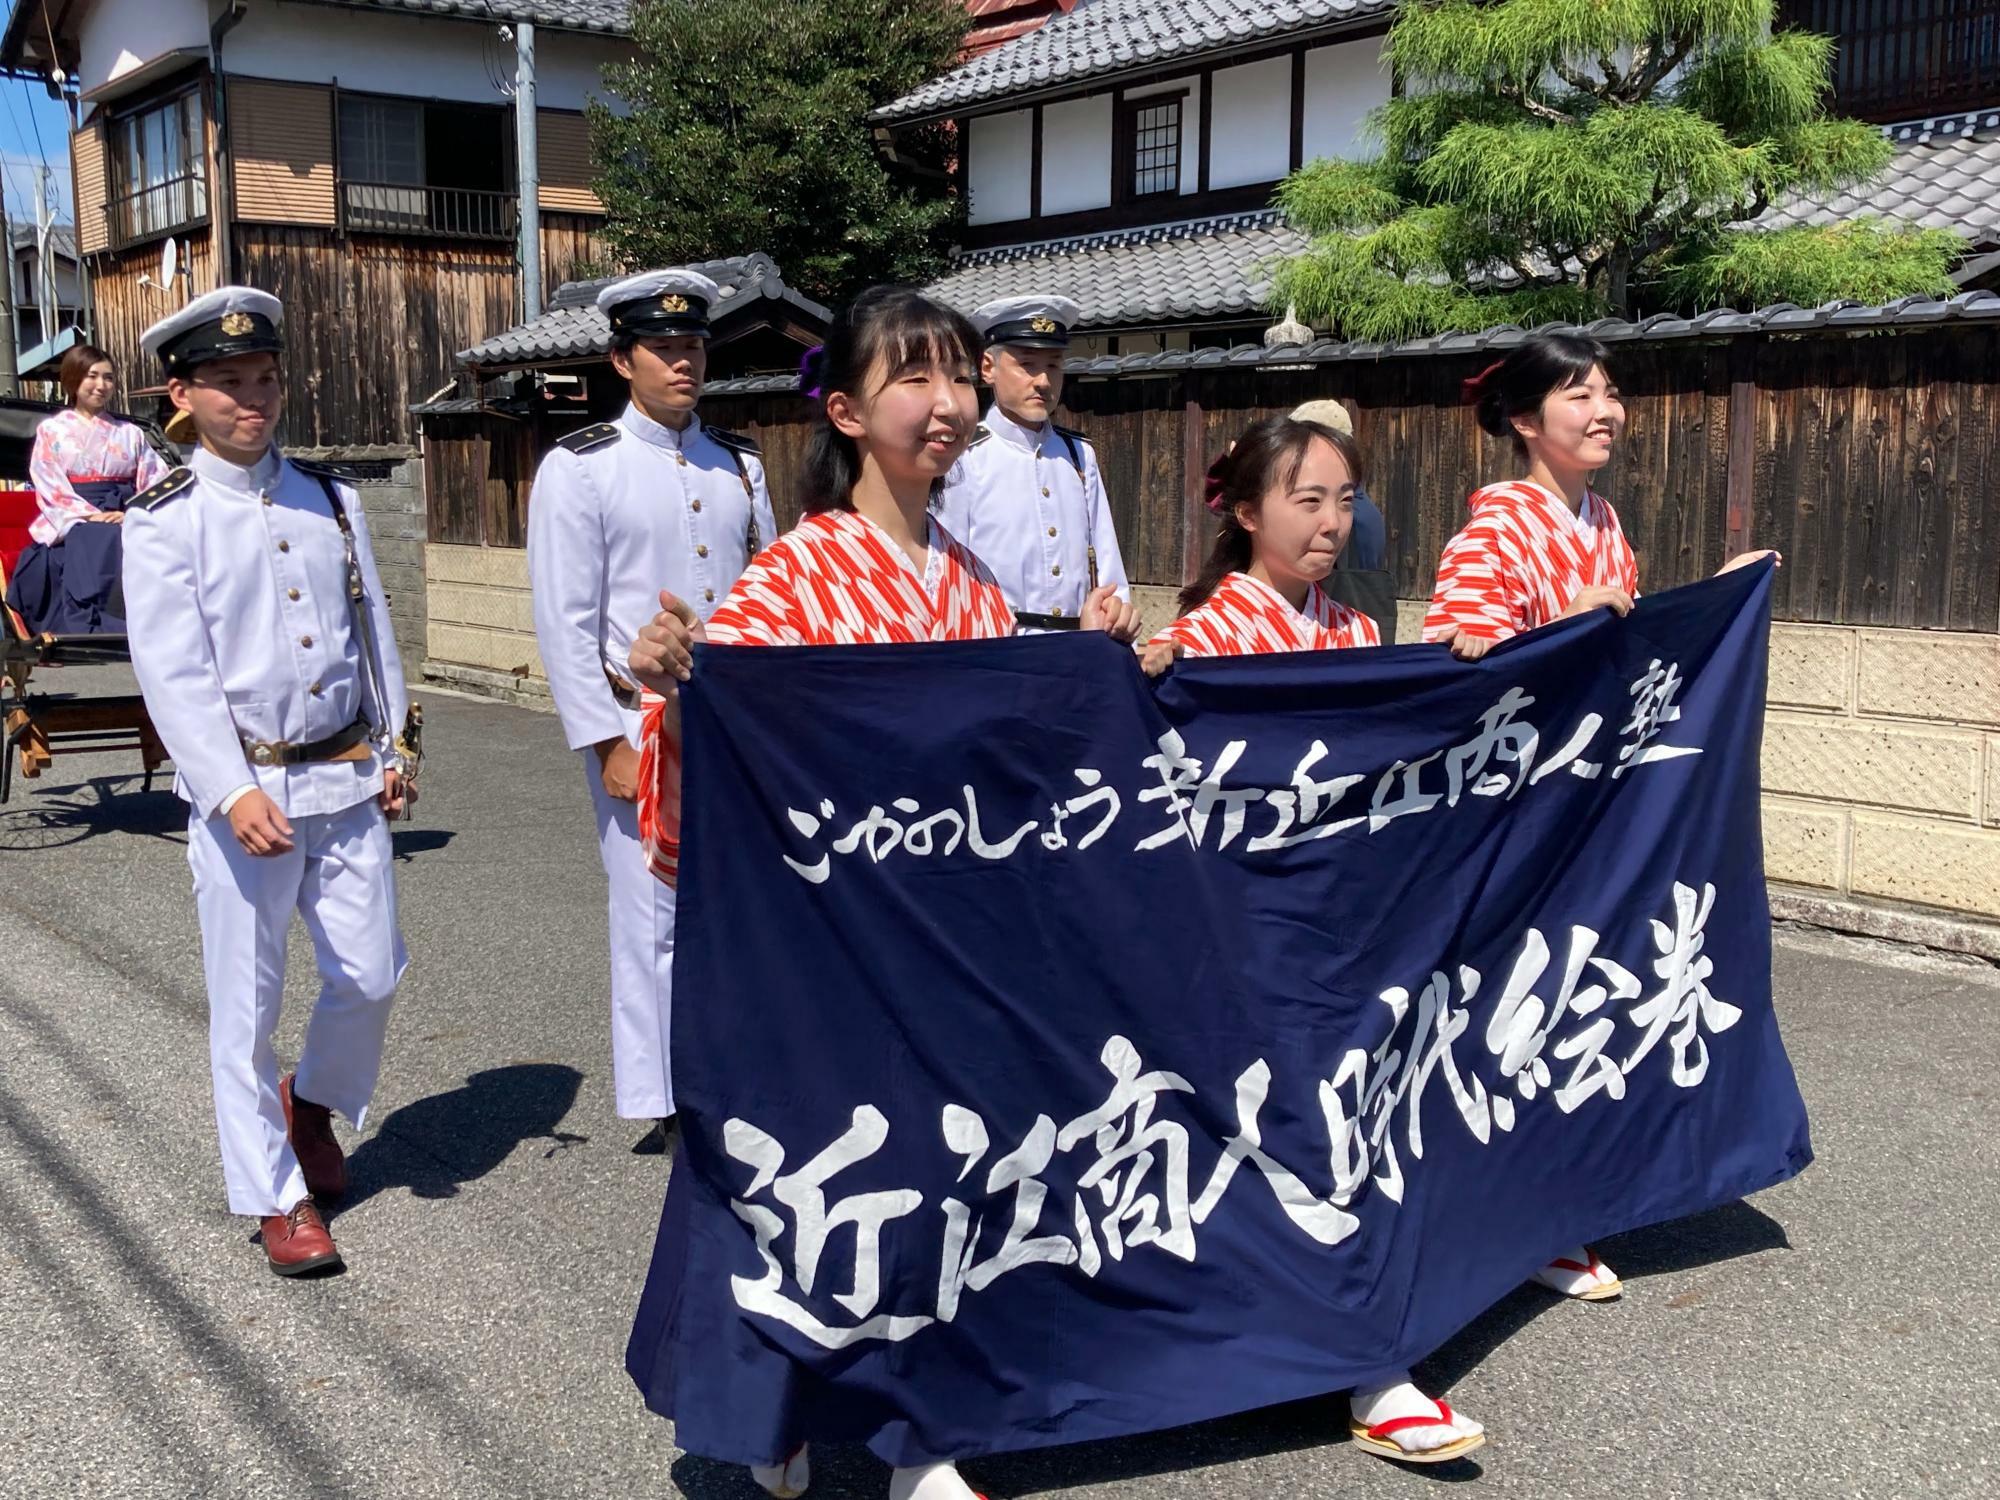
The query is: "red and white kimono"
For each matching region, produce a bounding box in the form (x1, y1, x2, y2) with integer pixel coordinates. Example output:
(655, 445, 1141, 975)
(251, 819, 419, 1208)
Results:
(1421, 480, 1637, 644)
(638, 508, 1014, 883)
(1149, 570, 1380, 657)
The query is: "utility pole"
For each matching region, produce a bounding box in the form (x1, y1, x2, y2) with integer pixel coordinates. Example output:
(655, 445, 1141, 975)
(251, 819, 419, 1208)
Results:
(0, 192, 18, 396)
(514, 22, 542, 323)
(33, 166, 56, 349)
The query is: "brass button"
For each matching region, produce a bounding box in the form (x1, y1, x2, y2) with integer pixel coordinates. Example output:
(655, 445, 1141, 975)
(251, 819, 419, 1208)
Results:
(278, 540, 290, 552)
(1046, 526, 1058, 537)
(691, 498, 702, 512)
(1052, 605, 1065, 617)
(704, 588, 715, 602)
(310, 681, 323, 695)
(287, 587, 300, 601)
(261, 494, 274, 507)
(675, 452, 687, 466)
(1040, 486, 1051, 497)
(1051, 564, 1061, 577)
(300, 635, 313, 648)
(696, 544, 709, 558)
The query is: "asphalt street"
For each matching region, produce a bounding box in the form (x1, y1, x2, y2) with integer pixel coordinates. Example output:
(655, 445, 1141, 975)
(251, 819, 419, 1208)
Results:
(1, 668, 1994, 1500)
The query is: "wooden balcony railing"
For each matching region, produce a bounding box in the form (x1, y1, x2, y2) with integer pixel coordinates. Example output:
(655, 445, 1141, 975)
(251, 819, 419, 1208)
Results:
(1781, 0, 2000, 123)
(340, 181, 518, 241)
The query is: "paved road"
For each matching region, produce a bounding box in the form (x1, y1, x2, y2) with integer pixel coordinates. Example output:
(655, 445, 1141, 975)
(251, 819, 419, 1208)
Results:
(2, 671, 1994, 1500)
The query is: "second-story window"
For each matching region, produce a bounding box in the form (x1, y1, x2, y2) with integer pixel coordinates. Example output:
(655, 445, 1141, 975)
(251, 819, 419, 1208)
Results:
(108, 87, 209, 247)
(1120, 93, 1184, 202)
(337, 93, 515, 240)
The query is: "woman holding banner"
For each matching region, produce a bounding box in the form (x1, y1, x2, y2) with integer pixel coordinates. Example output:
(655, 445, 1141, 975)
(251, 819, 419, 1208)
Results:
(1140, 415, 1487, 1466)
(626, 284, 1131, 1500)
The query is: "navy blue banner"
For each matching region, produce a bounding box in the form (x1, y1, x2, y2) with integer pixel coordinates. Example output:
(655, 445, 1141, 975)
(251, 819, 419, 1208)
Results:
(628, 562, 1811, 1467)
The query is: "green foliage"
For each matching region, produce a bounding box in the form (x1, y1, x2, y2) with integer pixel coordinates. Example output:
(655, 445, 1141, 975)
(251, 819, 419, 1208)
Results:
(1271, 0, 1966, 337)
(590, 0, 967, 305)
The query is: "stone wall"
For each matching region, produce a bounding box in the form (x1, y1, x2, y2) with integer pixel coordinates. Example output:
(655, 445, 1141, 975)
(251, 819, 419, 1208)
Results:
(421, 542, 553, 708)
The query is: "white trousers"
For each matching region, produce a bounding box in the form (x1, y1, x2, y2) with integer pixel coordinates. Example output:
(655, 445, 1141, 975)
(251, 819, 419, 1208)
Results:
(585, 751, 677, 1119)
(188, 797, 406, 1217)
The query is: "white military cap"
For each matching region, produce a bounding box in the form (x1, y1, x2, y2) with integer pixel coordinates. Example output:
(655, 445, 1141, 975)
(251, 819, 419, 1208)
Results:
(142, 286, 285, 375)
(972, 295, 1083, 348)
(596, 269, 724, 338)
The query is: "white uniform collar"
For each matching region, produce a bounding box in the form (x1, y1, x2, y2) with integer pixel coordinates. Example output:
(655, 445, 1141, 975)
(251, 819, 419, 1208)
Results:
(983, 403, 1049, 454)
(190, 443, 283, 494)
(620, 400, 703, 450)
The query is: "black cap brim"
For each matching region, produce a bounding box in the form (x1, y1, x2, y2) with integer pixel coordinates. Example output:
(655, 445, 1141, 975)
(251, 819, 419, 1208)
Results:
(983, 317, 1070, 348)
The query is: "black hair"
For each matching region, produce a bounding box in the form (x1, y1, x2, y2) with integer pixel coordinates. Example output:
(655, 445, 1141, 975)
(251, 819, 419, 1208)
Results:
(799, 286, 982, 514)
(1461, 331, 1614, 448)
(1179, 416, 1364, 615)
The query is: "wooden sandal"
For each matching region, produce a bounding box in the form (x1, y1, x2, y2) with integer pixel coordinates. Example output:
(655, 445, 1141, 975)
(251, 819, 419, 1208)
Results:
(1538, 1250, 1625, 1301)
(1348, 1399, 1487, 1464)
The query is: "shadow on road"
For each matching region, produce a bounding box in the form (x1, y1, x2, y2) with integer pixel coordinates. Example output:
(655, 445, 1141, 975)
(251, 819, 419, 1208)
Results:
(391, 826, 455, 861)
(334, 1063, 588, 1218)
(0, 775, 183, 850)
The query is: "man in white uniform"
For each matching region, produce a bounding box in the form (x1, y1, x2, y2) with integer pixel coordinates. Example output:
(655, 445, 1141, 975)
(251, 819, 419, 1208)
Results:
(938, 295, 1141, 640)
(526, 268, 777, 1152)
(123, 287, 411, 1277)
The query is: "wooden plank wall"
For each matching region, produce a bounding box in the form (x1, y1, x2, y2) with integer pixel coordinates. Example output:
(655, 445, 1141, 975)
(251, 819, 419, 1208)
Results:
(236, 224, 518, 447)
(86, 233, 221, 390)
(429, 328, 2000, 633)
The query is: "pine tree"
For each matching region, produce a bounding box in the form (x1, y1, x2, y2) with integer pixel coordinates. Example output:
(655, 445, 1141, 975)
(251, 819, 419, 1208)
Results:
(589, 0, 967, 305)
(1270, 0, 1964, 340)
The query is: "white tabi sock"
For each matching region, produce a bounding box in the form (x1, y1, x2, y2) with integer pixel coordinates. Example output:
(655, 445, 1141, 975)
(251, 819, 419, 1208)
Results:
(750, 1445, 810, 1498)
(1350, 1373, 1484, 1454)
(888, 1460, 981, 1500)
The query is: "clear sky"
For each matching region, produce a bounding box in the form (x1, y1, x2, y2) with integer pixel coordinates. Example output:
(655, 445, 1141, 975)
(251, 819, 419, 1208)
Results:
(0, 75, 76, 228)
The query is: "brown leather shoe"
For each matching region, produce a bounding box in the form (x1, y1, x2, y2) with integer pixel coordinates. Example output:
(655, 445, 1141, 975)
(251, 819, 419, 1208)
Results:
(281, 1072, 347, 1202)
(260, 1199, 342, 1277)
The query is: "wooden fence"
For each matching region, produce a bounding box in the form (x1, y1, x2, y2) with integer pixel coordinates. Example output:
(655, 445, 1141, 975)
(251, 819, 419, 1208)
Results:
(423, 323, 2000, 633)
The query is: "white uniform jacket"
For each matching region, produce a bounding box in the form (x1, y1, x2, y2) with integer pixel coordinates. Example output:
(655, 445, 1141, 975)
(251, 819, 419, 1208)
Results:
(527, 403, 778, 752)
(936, 403, 1130, 623)
(122, 446, 408, 821)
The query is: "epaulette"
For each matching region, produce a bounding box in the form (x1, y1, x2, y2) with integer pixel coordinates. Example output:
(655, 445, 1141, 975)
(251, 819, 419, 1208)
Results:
(129, 467, 194, 512)
(1052, 422, 1092, 448)
(706, 425, 760, 457)
(557, 423, 621, 455)
(967, 424, 993, 447)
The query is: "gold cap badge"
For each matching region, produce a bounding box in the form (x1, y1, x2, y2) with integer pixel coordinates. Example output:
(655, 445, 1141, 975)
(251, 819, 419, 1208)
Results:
(220, 311, 255, 336)
(659, 294, 690, 313)
(1029, 314, 1058, 334)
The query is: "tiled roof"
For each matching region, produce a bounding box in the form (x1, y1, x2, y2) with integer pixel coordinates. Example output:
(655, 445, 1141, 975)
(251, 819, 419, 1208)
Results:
(315, 0, 630, 34)
(700, 291, 2000, 394)
(1760, 110, 2000, 253)
(874, 0, 1397, 123)
(929, 209, 1307, 328)
(456, 253, 832, 369)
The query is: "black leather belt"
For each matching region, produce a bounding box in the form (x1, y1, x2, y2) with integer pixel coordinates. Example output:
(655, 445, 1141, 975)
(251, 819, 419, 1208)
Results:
(242, 716, 372, 767)
(1014, 611, 1081, 631)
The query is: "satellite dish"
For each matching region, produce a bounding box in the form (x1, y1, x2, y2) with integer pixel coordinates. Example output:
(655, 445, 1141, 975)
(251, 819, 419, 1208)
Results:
(160, 237, 179, 286)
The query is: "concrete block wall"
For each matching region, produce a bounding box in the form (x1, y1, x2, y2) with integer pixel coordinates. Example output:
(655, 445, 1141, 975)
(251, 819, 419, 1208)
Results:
(421, 543, 553, 708)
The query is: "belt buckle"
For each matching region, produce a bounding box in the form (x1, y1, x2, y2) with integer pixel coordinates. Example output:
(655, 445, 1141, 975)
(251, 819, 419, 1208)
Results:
(249, 739, 289, 767)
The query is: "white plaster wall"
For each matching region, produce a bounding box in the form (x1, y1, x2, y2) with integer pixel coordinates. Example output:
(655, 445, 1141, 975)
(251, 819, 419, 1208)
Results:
(77, 0, 209, 97)
(1208, 56, 1291, 189)
(1301, 38, 1390, 162)
(220, 3, 624, 110)
(1041, 93, 1113, 215)
(967, 109, 1033, 225)
(1125, 74, 1202, 194)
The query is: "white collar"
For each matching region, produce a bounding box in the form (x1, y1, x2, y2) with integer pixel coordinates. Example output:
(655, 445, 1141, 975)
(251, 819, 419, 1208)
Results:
(190, 443, 283, 494)
(983, 403, 1050, 454)
(620, 401, 702, 450)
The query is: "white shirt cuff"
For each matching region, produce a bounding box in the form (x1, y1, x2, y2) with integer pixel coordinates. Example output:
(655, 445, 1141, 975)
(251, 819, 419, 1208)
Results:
(216, 783, 258, 818)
